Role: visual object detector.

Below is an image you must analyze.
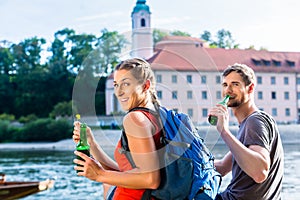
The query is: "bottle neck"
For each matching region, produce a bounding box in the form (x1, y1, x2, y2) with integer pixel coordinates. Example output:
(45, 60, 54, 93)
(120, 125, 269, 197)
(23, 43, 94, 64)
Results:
(219, 95, 230, 106)
(79, 123, 89, 147)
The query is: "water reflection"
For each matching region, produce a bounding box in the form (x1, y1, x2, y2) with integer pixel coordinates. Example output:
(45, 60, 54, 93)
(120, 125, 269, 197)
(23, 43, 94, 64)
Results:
(0, 144, 299, 199)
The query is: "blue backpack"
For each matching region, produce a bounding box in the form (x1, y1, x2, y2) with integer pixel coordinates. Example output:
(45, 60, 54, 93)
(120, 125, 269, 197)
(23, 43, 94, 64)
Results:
(120, 106, 222, 200)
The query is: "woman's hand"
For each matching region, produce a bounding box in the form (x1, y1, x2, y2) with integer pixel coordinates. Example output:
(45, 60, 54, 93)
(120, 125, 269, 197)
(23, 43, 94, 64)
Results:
(74, 151, 104, 182)
(72, 121, 94, 145)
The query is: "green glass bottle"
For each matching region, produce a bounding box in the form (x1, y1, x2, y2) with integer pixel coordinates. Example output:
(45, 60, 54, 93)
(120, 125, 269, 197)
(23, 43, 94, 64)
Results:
(208, 95, 230, 125)
(75, 115, 90, 172)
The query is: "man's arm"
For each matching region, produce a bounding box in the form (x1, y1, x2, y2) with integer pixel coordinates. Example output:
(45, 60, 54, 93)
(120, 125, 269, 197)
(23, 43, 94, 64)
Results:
(214, 151, 233, 177)
(220, 129, 270, 183)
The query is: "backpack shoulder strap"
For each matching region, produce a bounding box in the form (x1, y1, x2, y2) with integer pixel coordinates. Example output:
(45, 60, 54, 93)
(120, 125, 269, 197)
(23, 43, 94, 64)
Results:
(119, 130, 137, 168)
(120, 107, 159, 169)
(129, 107, 157, 116)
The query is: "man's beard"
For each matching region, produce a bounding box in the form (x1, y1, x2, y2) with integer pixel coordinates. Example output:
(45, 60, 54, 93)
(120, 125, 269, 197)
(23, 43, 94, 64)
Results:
(228, 96, 244, 108)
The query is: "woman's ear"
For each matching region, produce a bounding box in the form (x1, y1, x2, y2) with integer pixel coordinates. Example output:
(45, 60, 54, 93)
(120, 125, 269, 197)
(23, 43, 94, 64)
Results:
(143, 79, 151, 91)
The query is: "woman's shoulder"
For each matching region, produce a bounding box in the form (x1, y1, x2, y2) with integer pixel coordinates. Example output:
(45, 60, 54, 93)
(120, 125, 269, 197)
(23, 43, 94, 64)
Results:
(124, 110, 149, 123)
(123, 109, 154, 134)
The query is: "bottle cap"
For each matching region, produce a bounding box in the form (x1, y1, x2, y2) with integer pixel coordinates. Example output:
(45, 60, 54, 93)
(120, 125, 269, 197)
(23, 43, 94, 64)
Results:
(75, 114, 81, 120)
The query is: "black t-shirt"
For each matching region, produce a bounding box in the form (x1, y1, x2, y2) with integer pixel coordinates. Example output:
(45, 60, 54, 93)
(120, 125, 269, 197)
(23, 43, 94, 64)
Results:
(220, 111, 284, 200)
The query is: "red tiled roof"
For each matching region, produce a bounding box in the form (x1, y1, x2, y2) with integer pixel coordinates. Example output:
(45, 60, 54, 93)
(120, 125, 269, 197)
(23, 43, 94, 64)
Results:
(148, 36, 300, 73)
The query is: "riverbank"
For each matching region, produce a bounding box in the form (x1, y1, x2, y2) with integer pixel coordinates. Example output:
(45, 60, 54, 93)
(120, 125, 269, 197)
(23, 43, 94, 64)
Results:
(0, 124, 299, 150)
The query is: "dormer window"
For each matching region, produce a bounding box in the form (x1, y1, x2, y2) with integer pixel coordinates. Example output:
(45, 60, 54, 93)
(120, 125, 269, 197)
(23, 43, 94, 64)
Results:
(262, 59, 271, 66)
(272, 60, 281, 67)
(252, 58, 261, 66)
(286, 60, 295, 67)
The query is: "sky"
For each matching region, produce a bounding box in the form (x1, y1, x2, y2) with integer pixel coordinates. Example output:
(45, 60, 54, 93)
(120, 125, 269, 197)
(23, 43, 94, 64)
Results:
(1, 0, 300, 52)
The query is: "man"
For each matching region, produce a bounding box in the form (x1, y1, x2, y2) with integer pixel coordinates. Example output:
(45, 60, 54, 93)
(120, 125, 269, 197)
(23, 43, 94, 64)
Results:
(209, 63, 284, 200)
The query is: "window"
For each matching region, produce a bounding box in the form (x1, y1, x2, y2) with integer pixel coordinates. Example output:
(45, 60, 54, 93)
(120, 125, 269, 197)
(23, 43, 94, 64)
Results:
(273, 60, 281, 66)
(284, 92, 289, 100)
(271, 91, 276, 99)
(202, 91, 208, 99)
(252, 59, 261, 66)
(187, 75, 192, 83)
(172, 75, 177, 83)
(297, 92, 300, 100)
(141, 18, 146, 27)
(272, 108, 277, 116)
(156, 74, 162, 83)
(262, 60, 271, 66)
(257, 76, 262, 84)
(216, 91, 222, 99)
(216, 75, 221, 84)
(202, 108, 208, 118)
(201, 76, 207, 84)
(187, 91, 193, 99)
(187, 109, 193, 117)
(297, 77, 300, 85)
(172, 91, 177, 99)
(285, 108, 291, 116)
(271, 76, 276, 85)
(284, 77, 289, 85)
(258, 91, 263, 100)
(287, 60, 295, 67)
(157, 91, 162, 99)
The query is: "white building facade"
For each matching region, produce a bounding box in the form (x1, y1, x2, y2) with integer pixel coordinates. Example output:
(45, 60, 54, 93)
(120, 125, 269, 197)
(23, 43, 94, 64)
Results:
(105, 0, 300, 125)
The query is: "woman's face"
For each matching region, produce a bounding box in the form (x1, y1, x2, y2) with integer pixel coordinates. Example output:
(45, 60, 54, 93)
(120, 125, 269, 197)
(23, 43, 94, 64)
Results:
(113, 69, 146, 111)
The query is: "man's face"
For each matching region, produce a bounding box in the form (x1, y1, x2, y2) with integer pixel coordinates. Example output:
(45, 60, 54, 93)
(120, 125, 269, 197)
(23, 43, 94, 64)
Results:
(222, 71, 251, 108)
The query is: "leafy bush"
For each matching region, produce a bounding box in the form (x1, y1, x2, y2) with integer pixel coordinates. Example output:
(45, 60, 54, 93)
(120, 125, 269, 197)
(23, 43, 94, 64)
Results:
(49, 101, 72, 119)
(0, 120, 9, 141)
(13, 118, 73, 142)
(0, 113, 15, 121)
(0, 120, 21, 142)
(18, 114, 38, 124)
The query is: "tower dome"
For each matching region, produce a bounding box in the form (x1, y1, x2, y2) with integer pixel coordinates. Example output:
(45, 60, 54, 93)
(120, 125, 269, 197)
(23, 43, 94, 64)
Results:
(132, 0, 150, 14)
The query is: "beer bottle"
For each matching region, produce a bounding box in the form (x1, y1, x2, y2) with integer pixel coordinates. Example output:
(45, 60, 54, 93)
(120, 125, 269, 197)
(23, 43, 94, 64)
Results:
(75, 114, 90, 172)
(208, 95, 230, 125)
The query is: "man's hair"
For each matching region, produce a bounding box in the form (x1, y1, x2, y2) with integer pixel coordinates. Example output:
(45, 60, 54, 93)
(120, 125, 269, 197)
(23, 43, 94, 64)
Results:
(222, 63, 256, 86)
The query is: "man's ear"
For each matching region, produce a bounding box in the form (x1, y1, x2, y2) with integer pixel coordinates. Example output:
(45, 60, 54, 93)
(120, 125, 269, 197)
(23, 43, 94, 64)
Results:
(143, 79, 151, 91)
(248, 83, 255, 94)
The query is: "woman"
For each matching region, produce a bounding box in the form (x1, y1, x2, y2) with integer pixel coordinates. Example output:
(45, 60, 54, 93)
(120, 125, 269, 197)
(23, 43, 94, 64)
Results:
(73, 58, 163, 199)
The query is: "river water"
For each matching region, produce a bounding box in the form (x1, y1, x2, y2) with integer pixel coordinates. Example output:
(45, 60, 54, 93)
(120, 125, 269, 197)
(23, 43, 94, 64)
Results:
(0, 143, 299, 200)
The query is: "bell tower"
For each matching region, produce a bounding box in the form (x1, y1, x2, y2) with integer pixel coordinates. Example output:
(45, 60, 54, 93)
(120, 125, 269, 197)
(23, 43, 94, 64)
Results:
(131, 0, 153, 59)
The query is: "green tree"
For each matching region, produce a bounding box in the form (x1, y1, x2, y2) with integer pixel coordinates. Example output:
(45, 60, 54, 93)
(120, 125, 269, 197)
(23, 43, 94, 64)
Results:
(170, 30, 191, 37)
(72, 29, 127, 116)
(200, 29, 239, 49)
(11, 37, 46, 74)
(95, 29, 127, 75)
(47, 28, 76, 110)
(0, 73, 15, 114)
(153, 29, 192, 46)
(0, 44, 16, 114)
(153, 29, 169, 46)
(0, 46, 14, 75)
(10, 37, 51, 117)
(215, 29, 237, 49)
(200, 30, 212, 43)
